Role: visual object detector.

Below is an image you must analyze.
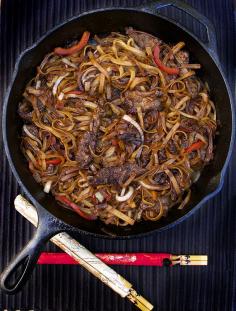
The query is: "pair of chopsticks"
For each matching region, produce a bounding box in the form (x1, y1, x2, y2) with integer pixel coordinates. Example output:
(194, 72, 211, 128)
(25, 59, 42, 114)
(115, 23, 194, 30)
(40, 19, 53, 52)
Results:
(15, 195, 207, 310)
(15, 195, 153, 311)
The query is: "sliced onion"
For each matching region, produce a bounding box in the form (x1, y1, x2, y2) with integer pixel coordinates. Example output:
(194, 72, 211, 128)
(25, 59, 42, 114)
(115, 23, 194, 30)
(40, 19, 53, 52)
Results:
(116, 186, 134, 202)
(95, 191, 104, 203)
(84, 81, 91, 91)
(122, 114, 144, 143)
(89, 164, 97, 172)
(105, 146, 116, 157)
(44, 180, 53, 193)
(191, 171, 201, 183)
(35, 80, 41, 90)
(62, 58, 78, 69)
(139, 180, 169, 191)
(121, 188, 126, 196)
(52, 73, 68, 95)
(58, 92, 64, 101)
(23, 125, 42, 146)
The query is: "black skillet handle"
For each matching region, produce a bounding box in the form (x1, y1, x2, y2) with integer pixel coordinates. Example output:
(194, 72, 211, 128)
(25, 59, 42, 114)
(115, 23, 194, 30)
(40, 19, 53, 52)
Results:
(0, 220, 58, 294)
(142, 0, 218, 60)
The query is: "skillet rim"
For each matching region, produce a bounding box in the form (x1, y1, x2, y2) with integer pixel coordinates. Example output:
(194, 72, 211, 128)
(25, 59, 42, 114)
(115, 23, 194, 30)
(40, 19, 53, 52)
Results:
(2, 7, 235, 239)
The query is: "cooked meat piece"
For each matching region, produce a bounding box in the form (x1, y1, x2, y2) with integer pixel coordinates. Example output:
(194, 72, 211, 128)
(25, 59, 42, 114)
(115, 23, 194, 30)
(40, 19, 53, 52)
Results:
(180, 136, 189, 149)
(124, 91, 164, 113)
(189, 150, 198, 160)
(158, 148, 167, 164)
(32, 172, 41, 183)
(57, 166, 79, 182)
(199, 148, 207, 162)
(185, 100, 196, 115)
(126, 27, 161, 49)
(141, 98, 163, 112)
(145, 132, 164, 144)
(140, 202, 151, 210)
(91, 112, 101, 132)
(154, 172, 168, 185)
(140, 150, 151, 167)
(171, 169, 179, 176)
(180, 118, 200, 132)
(118, 132, 142, 146)
(75, 132, 96, 168)
(50, 140, 65, 155)
(185, 77, 201, 98)
(18, 101, 33, 122)
(203, 127, 214, 163)
(44, 164, 56, 176)
(36, 98, 46, 113)
(170, 190, 178, 201)
(111, 88, 121, 100)
(91, 163, 144, 186)
(175, 50, 189, 64)
(23, 124, 39, 137)
(96, 203, 108, 209)
(167, 139, 178, 154)
(144, 110, 159, 127)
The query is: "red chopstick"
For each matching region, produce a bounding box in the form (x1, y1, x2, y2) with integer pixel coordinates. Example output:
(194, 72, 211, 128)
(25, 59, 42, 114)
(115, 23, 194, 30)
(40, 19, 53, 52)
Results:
(38, 253, 207, 266)
(38, 252, 171, 266)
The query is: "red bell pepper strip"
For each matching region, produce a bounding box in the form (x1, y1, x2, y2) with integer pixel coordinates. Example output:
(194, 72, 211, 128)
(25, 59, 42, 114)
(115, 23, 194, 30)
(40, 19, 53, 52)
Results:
(153, 44, 180, 75)
(45, 158, 62, 165)
(55, 195, 97, 220)
(184, 140, 205, 153)
(54, 31, 90, 56)
(111, 139, 118, 146)
(55, 101, 64, 110)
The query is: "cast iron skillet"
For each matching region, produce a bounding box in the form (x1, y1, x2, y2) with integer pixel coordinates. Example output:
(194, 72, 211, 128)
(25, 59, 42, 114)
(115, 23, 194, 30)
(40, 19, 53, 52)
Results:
(1, 0, 234, 294)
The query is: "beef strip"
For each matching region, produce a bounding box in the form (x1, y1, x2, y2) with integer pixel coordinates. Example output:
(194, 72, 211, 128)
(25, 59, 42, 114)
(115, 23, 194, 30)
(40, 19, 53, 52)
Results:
(153, 172, 169, 185)
(185, 100, 196, 115)
(179, 118, 200, 132)
(175, 50, 189, 65)
(145, 132, 164, 144)
(124, 91, 164, 113)
(91, 163, 144, 186)
(36, 98, 46, 113)
(118, 132, 142, 146)
(23, 124, 39, 137)
(75, 131, 96, 168)
(126, 27, 161, 49)
(144, 110, 159, 126)
(140, 150, 151, 167)
(202, 126, 214, 163)
(185, 77, 201, 98)
(158, 148, 167, 164)
(91, 112, 101, 132)
(167, 139, 178, 154)
(18, 101, 33, 122)
(76, 109, 101, 168)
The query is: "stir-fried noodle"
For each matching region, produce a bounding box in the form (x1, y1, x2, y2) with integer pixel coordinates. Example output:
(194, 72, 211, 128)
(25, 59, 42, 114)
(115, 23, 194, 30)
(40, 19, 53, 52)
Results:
(19, 28, 217, 225)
